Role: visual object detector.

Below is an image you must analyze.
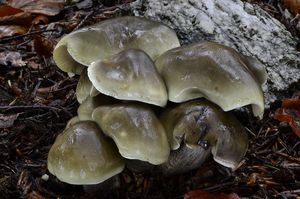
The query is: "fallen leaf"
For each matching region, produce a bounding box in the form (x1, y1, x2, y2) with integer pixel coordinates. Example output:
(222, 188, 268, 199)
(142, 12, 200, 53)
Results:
(0, 25, 28, 38)
(27, 191, 44, 199)
(0, 113, 19, 128)
(27, 60, 40, 69)
(33, 35, 56, 57)
(246, 173, 265, 186)
(283, 0, 300, 15)
(7, 0, 65, 16)
(0, 51, 27, 67)
(184, 190, 240, 199)
(0, 4, 23, 17)
(32, 15, 48, 25)
(10, 81, 22, 96)
(274, 92, 300, 137)
(0, 12, 32, 26)
(0, 5, 32, 38)
(76, 0, 93, 9)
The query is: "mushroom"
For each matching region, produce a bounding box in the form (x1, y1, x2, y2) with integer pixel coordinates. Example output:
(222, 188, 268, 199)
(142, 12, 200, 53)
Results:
(53, 16, 180, 74)
(88, 49, 168, 107)
(92, 103, 170, 165)
(76, 69, 99, 104)
(240, 55, 267, 86)
(158, 100, 248, 175)
(65, 116, 80, 129)
(47, 121, 125, 185)
(155, 41, 266, 118)
(158, 143, 211, 176)
(53, 40, 86, 75)
(77, 94, 116, 121)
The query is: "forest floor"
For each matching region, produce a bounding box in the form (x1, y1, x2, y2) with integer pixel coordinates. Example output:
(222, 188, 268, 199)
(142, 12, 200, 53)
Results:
(0, 0, 299, 198)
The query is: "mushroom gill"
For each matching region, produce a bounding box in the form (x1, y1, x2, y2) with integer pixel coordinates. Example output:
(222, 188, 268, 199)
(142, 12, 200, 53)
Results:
(155, 41, 266, 118)
(159, 100, 248, 174)
(76, 69, 100, 104)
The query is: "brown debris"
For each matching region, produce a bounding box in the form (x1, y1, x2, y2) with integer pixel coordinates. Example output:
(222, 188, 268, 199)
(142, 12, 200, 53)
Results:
(283, 0, 300, 15)
(274, 91, 300, 137)
(184, 190, 240, 199)
(0, 25, 28, 38)
(0, 113, 19, 128)
(33, 35, 56, 58)
(0, 51, 26, 67)
(7, 0, 65, 16)
(0, 0, 299, 199)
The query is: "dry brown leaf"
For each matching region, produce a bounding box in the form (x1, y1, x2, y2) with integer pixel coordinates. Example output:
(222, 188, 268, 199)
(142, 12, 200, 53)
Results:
(274, 92, 300, 138)
(7, 0, 65, 16)
(0, 4, 23, 17)
(32, 15, 48, 25)
(0, 25, 27, 38)
(27, 191, 45, 199)
(33, 35, 56, 57)
(0, 12, 32, 26)
(10, 81, 22, 96)
(184, 190, 240, 199)
(284, 0, 300, 14)
(27, 60, 40, 69)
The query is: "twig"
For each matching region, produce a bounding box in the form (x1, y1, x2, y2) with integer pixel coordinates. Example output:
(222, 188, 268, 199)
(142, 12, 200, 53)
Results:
(204, 181, 236, 191)
(275, 152, 300, 162)
(0, 105, 62, 112)
(277, 189, 300, 197)
(0, 29, 57, 43)
(245, 127, 256, 137)
(74, 11, 95, 31)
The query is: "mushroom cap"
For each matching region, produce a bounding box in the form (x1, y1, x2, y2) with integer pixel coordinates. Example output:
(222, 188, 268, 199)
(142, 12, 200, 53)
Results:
(77, 94, 116, 121)
(76, 69, 100, 104)
(65, 116, 80, 129)
(92, 103, 170, 165)
(241, 55, 267, 85)
(160, 100, 248, 169)
(53, 40, 86, 75)
(47, 121, 125, 185)
(53, 16, 180, 74)
(88, 49, 168, 107)
(155, 41, 265, 118)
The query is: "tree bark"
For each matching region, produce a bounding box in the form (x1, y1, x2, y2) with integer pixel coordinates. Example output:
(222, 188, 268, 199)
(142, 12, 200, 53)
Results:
(132, 0, 300, 105)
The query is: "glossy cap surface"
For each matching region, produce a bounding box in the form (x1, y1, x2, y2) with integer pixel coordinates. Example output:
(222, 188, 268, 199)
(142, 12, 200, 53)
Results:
(47, 121, 125, 185)
(77, 94, 116, 121)
(53, 16, 180, 73)
(92, 104, 170, 165)
(88, 49, 168, 107)
(156, 41, 265, 118)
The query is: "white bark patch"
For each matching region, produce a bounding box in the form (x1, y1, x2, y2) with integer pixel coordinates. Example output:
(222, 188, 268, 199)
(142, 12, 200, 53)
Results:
(132, 0, 300, 105)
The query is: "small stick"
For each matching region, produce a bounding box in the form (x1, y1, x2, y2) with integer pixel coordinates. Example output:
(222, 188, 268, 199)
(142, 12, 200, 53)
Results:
(0, 29, 57, 43)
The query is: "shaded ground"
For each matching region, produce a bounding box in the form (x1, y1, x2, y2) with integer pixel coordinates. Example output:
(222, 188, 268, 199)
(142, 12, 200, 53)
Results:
(0, 0, 299, 198)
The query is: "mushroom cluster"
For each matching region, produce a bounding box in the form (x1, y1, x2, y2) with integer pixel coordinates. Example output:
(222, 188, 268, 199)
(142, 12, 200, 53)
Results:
(48, 16, 267, 185)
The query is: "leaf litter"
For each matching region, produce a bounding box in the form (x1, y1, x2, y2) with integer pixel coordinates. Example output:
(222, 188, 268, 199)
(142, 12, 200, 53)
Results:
(0, 0, 299, 198)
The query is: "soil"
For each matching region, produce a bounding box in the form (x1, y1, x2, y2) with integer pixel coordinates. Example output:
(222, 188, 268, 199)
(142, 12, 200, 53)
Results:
(0, 0, 299, 198)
